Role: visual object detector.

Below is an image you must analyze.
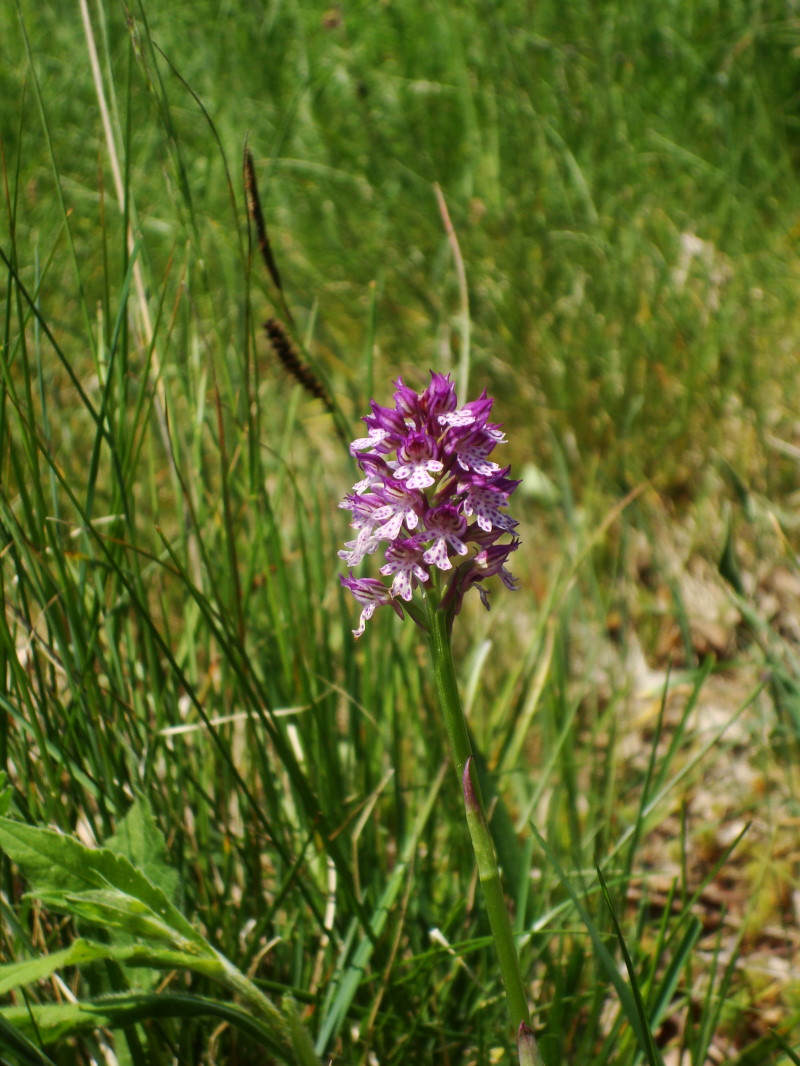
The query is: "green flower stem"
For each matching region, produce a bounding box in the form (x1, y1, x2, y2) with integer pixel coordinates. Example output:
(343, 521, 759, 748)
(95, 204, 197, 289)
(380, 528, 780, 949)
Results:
(425, 593, 531, 1033)
(426, 593, 476, 788)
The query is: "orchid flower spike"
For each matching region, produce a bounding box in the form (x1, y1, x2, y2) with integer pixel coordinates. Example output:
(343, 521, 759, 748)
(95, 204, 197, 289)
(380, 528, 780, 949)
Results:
(339, 373, 520, 638)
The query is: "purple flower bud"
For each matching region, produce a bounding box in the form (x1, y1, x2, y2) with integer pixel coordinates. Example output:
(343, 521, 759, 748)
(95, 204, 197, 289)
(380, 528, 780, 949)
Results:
(353, 401, 408, 455)
(420, 372, 459, 420)
(392, 377, 424, 421)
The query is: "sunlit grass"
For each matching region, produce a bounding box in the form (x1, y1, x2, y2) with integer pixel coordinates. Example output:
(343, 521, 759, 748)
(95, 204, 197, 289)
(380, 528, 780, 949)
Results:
(1, 0, 800, 1062)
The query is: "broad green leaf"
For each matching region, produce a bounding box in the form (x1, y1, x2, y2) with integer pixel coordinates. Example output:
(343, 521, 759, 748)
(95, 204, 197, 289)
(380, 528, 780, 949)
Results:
(0, 993, 283, 1055)
(35, 890, 195, 948)
(0, 940, 110, 996)
(0, 817, 203, 951)
(0, 1010, 57, 1066)
(0, 812, 320, 1062)
(0, 939, 226, 998)
(105, 798, 180, 908)
(0, 939, 320, 1059)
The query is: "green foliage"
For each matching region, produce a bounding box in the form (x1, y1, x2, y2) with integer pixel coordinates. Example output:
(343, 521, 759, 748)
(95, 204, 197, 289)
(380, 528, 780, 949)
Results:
(0, 797, 320, 1062)
(1, 0, 800, 1063)
(0, 806, 201, 949)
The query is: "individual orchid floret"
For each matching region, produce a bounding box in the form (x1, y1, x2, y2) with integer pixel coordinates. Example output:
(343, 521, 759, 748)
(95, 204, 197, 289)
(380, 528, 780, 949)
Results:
(338, 527, 381, 567)
(370, 482, 423, 540)
(349, 452, 391, 494)
(352, 400, 408, 455)
(393, 432, 444, 490)
(380, 539, 430, 600)
(438, 389, 493, 429)
(460, 474, 520, 533)
(419, 505, 469, 571)
(350, 427, 391, 454)
(340, 573, 405, 638)
(445, 425, 503, 477)
(441, 538, 521, 615)
(338, 372, 520, 637)
(392, 377, 425, 422)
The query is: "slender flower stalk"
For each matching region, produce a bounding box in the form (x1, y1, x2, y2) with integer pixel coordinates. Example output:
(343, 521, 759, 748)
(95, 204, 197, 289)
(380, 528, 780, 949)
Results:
(339, 372, 532, 1046)
(460, 752, 530, 1030)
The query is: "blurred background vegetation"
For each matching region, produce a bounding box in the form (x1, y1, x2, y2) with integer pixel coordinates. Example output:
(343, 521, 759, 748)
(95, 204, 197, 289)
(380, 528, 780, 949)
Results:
(2, 1, 800, 1063)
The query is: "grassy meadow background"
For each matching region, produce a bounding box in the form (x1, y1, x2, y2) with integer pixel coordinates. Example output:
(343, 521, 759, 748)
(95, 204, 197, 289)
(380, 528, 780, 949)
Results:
(2, 0, 800, 1062)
